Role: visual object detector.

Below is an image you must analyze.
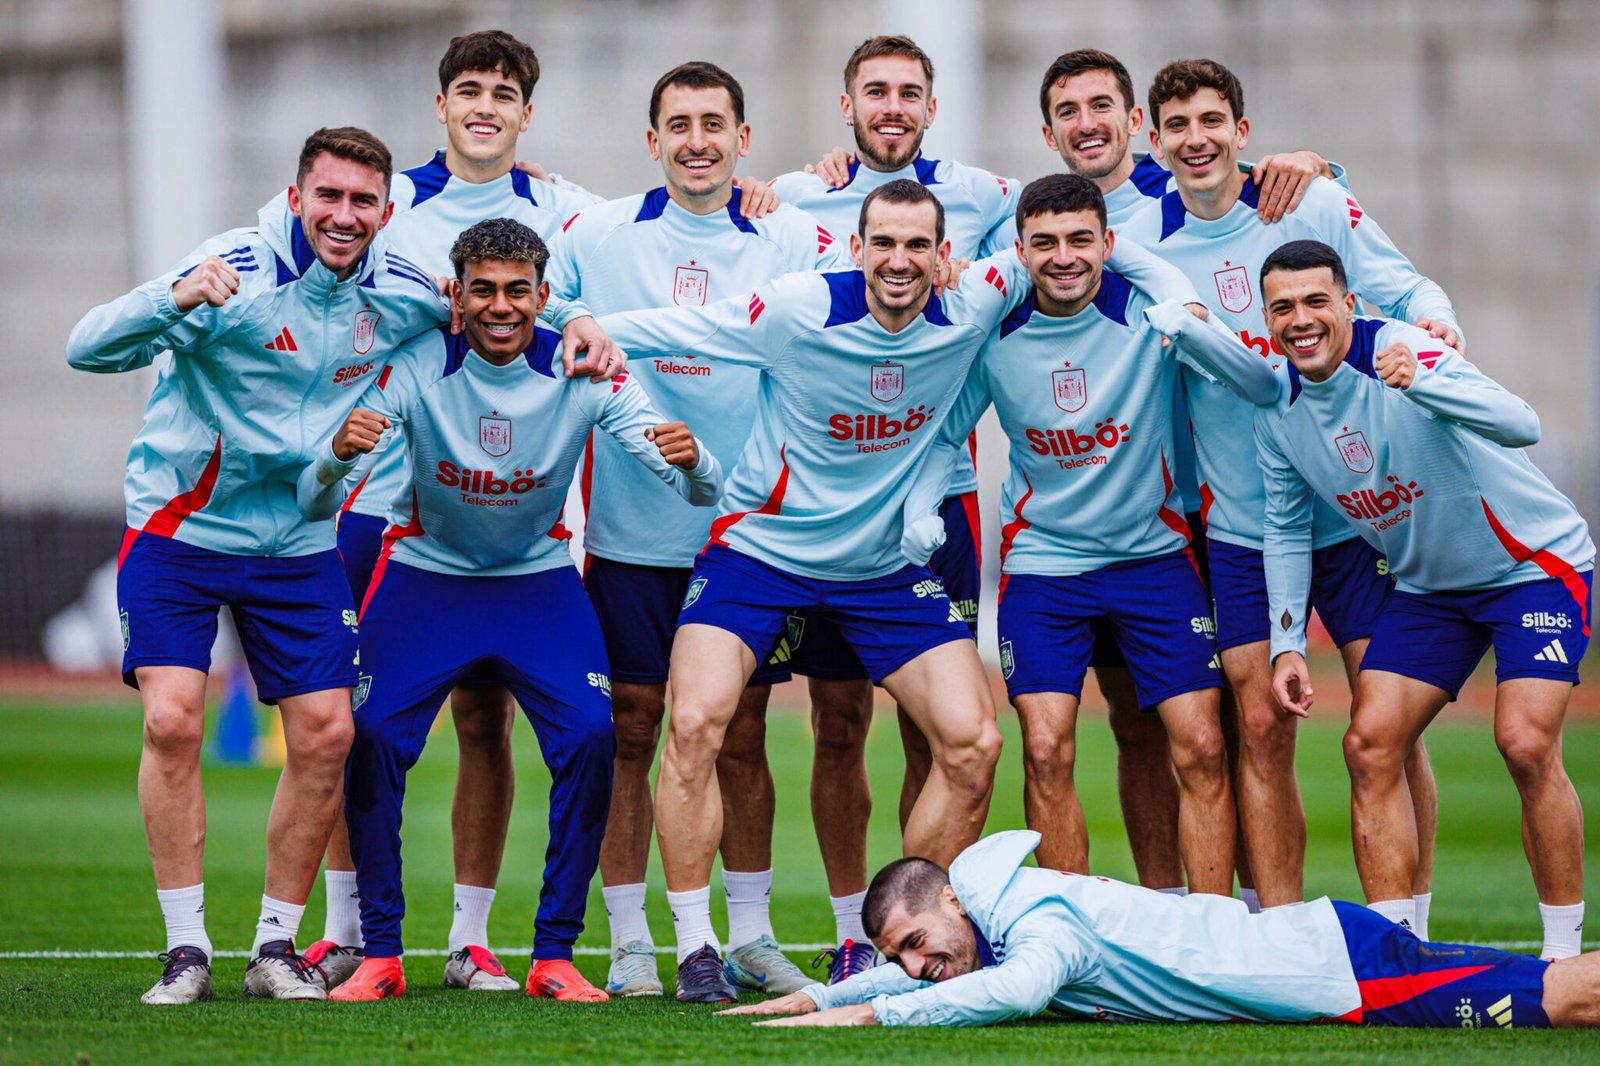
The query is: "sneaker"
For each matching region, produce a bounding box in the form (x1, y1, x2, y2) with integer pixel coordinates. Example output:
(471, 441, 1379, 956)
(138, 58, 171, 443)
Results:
(724, 934, 813, 994)
(140, 945, 213, 1005)
(302, 940, 363, 991)
(675, 943, 738, 1004)
(327, 955, 406, 1002)
(242, 939, 327, 1000)
(605, 939, 663, 997)
(813, 938, 878, 985)
(526, 958, 609, 1002)
(443, 945, 520, 991)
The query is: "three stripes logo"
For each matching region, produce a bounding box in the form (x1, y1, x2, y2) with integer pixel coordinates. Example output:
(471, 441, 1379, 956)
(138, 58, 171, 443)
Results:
(1487, 994, 1514, 1028)
(264, 327, 298, 352)
(1534, 639, 1569, 664)
(1417, 350, 1445, 371)
(817, 226, 836, 256)
(1346, 196, 1364, 229)
(748, 292, 766, 324)
(984, 265, 1007, 297)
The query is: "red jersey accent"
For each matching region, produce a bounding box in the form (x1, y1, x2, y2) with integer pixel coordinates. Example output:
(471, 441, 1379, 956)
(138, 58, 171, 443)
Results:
(1481, 498, 1591, 635)
(119, 436, 225, 567)
(707, 446, 789, 546)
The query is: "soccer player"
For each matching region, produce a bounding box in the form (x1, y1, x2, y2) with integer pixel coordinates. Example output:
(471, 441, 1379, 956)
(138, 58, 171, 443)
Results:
(66, 127, 449, 1003)
(295, 218, 723, 1003)
(542, 60, 850, 998)
(767, 34, 1021, 978)
(1117, 59, 1456, 915)
(919, 174, 1282, 890)
(1256, 240, 1593, 959)
(721, 830, 1600, 1028)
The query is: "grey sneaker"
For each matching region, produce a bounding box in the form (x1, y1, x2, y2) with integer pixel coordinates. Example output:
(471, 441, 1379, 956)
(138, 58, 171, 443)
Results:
(242, 940, 327, 1000)
(724, 934, 813, 994)
(302, 940, 363, 991)
(443, 945, 519, 991)
(605, 939, 663, 997)
(141, 945, 213, 1004)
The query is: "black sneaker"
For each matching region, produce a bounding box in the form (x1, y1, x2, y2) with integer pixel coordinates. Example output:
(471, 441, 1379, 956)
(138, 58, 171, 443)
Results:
(674, 943, 738, 1004)
(140, 945, 213, 1004)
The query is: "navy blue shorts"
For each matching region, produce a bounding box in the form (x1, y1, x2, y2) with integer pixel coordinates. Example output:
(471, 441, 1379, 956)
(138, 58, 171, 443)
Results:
(1092, 511, 1209, 671)
(1311, 537, 1395, 647)
(997, 552, 1221, 708)
(1208, 539, 1270, 652)
(1359, 573, 1592, 699)
(336, 510, 387, 607)
(117, 530, 359, 701)
(680, 544, 973, 685)
(785, 493, 981, 683)
(1332, 901, 1550, 1028)
(583, 555, 789, 687)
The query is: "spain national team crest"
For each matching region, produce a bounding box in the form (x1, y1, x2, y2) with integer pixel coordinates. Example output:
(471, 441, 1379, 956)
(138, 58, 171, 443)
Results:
(353, 675, 372, 711)
(480, 415, 512, 457)
(682, 577, 708, 610)
(1213, 265, 1252, 314)
(119, 609, 130, 651)
(999, 639, 1015, 680)
(674, 265, 709, 306)
(1052, 368, 1087, 413)
(353, 309, 380, 355)
(871, 362, 904, 403)
(1335, 430, 1375, 474)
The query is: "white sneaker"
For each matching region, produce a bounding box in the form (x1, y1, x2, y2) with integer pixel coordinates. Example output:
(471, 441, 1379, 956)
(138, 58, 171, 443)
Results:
(442, 945, 520, 991)
(725, 935, 813, 994)
(302, 940, 364, 991)
(605, 939, 663, 996)
(242, 940, 327, 1000)
(140, 945, 212, 1005)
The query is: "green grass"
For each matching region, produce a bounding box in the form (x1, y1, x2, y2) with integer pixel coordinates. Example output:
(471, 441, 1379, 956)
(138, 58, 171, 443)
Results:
(3, 685, 1600, 1063)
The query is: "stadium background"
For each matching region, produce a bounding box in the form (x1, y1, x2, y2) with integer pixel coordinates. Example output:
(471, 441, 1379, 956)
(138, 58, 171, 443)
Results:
(3, 0, 1598, 667)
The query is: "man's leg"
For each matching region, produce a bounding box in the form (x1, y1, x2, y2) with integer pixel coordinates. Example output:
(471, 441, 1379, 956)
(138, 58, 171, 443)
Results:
(1014, 691, 1088, 873)
(1101, 667, 1186, 891)
(809, 676, 874, 901)
(1224, 639, 1304, 907)
(1543, 952, 1600, 1027)
(1152, 688, 1234, 895)
(894, 706, 933, 832)
(137, 666, 211, 895)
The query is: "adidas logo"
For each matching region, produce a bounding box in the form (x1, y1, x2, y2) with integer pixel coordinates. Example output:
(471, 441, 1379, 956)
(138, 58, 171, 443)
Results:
(263, 916, 282, 926)
(1534, 639, 1569, 664)
(1487, 994, 1514, 1028)
(264, 327, 298, 352)
(455, 902, 463, 912)
(1207, 654, 1220, 669)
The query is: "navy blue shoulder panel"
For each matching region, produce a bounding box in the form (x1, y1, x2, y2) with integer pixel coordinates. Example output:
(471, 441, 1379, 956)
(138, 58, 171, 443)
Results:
(509, 166, 539, 207)
(1158, 190, 1188, 242)
(822, 271, 870, 328)
(523, 325, 563, 378)
(1346, 318, 1385, 379)
(1238, 175, 1262, 211)
(913, 155, 941, 186)
(725, 186, 758, 235)
(404, 152, 451, 209)
(442, 329, 471, 378)
(634, 187, 670, 223)
(1091, 269, 1133, 327)
(826, 158, 862, 194)
(1129, 154, 1171, 199)
(998, 289, 1038, 339)
(921, 291, 952, 327)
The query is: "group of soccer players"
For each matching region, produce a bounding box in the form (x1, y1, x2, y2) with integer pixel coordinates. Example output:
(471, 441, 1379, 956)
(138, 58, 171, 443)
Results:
(68, 27, 1594, 1026)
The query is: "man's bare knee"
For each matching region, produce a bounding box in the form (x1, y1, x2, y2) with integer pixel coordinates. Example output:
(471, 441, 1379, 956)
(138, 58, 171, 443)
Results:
(936, 721, 1002, 788)
(1343, 723, 1406, 786)
(1496, 725, 1559, 788)
(143, 700, 205, 763)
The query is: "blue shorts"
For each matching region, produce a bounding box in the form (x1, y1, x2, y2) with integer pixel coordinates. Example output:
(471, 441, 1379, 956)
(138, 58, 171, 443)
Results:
(336, 510, 387, 607)
(1092, 511, 1210, 671)
(117, 530, 358, 701)
(1332, 901, 1550, 1027)
(786, 492, 981, 683)
(680, 544, 973, 685)
(1210, 536, 1395, 653)
(1359, 572, 1592, 699)
(997, 552, 1221, 708)
(583, 555, 790, 687)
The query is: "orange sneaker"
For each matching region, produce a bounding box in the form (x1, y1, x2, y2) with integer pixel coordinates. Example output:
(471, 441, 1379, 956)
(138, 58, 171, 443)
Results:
(525, 958, 609, 1002)
(327, 956, 406, 1002)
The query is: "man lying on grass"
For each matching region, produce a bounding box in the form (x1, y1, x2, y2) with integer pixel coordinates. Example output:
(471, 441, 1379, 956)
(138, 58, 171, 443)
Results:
(724, 831, 1600, 1028)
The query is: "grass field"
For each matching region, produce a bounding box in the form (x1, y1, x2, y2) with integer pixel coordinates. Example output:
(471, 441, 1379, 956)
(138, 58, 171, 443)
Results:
(4, 664, 1600, 1064)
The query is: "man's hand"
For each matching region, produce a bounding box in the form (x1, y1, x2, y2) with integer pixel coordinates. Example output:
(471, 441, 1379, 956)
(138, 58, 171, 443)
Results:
(515, 160, 554, 184)
(756, 1003, 877, 1027)
(333, 408, 390, 461)
(1414, 318, 1464, 354)
(717, 991, 819, 1017)
(171, 256, 240, 313)
(933, 257, 970, 296)
(734, 177, 780, 218)
(806, 146, 855, 188)
(1374, 342, 1418, 389)
(645, 421, 699, 470)
(562, 316, 626, 380)
(1251, 151, 1328, 224)
(1271, 651, 1314, 717)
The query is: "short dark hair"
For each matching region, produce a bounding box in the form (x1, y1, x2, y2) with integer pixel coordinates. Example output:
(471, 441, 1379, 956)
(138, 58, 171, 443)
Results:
(1260, 239, 1347, 293)
(296, 127, 393, 190)
(1147, 58, 1244, 126)
(438, 30, 540, 101)
(844, 34, 934, 93)
(1016, 173, 1107, 234)
(1038, 48, 1136, 122)
(649, 61, 746, 128)
(449, 217, 549, 282)
(859, 179, 945, 245)
(863, 858, 950, 940)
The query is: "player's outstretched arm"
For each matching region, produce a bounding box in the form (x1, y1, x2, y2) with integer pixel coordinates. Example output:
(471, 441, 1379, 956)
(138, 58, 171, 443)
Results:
(560, 315, 625, 381)
(860, 926, 1078, 1028)
(718, 989, 821, 1017)
(1250, 150, 1334, 224)
(902, 370, 992, 564)
(600, 274, 799, 371)
(67, 247, 248, 373)
(595, 380, 723, 507)
(1105, 237, 1201, 307)
(1258, 411, 1317, 670)
(807, 146, 855, 188)
(1380, 343, 1540, 447)
(1144, 300, 1282, 404)
(756, 1003, 878, 1027)
(296, 408, 391, 521)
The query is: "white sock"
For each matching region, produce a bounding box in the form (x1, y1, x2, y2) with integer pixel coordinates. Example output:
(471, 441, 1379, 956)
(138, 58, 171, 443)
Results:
(723, 869, 774, 949)
(252, 895, 305, 954)
(1368, 897, 1417, 934)
(449, 883, 496, 953)
(603, 882, 652, 950)
(322, 870, 363, 947)
(1412, 892, 1432, 942)
(1240, 888, 1261, 914)
(667, 885, 720, 963)
(1539, 901, 1585, 959)
(831, 890, 868, 945)
(1156, 886, 1189, 897)
(156, 883, 212, 956)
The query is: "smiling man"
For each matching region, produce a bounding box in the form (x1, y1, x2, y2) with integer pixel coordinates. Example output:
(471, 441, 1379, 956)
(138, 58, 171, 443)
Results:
(293, 218, 723, 1004)
(66, 127, 449, 1004)
(722, 830, 1600, 1029)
